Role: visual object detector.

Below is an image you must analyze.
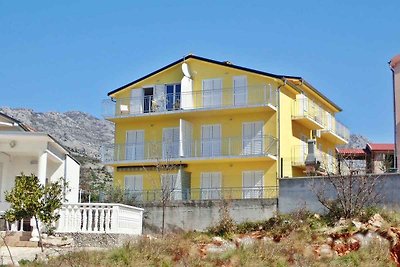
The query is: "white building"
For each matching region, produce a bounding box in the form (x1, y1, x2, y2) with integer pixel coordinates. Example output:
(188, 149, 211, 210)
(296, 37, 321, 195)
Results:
(0, 112, 80, 212)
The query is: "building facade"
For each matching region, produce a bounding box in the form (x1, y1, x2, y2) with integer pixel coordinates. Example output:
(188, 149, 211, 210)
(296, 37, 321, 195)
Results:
(102, 55, 349, 201)
(0, 112, 80, 212)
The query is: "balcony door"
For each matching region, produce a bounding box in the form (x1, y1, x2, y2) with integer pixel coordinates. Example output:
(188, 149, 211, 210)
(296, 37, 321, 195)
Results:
(300, 135, 307, 163)
(124, 175, 143, 201)
(201, 124, 221, 157)
(201, 172, 221, 200)
(242, 171, 263, 199)
(162, 127, 179, 159)
(202, 78, 222, 108)
(125, 130, 144, 160)
(166, 84, 181, 111)
(161, 173, 181, 200)
(233, 76, 247, 106)
(130, 89, 144, 114)
(242, 122, 263, 155)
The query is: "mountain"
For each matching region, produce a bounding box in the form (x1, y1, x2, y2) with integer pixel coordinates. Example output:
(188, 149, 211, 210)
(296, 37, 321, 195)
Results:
(0, 107, 114, 193)
(345, 134, 370, 149)
(0, 107, 114, 159)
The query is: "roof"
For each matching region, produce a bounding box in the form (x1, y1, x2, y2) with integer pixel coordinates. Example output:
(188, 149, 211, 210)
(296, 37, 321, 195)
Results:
(390, 54, 400, 69)
(366, 143, 395, 152)
(108, 54, 302, 96)
(0, 112, 33, 132)
(336, 148, 366, 155)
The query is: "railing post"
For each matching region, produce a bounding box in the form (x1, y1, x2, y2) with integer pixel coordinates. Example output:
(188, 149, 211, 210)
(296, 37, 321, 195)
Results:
(111, 205, 119, 234)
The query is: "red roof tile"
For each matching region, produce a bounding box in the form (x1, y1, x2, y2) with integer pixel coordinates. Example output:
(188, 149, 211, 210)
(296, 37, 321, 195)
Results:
(336, 148, 366, 155)
(367, 143, 395, 151)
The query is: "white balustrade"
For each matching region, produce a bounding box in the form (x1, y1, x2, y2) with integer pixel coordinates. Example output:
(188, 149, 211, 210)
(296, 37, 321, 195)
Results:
(55, 203, 143, 235)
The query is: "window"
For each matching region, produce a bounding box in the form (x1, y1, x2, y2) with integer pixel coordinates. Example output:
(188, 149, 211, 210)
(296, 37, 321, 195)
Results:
(233, 76, 247, 106)
(161, 173, 181, 200)
(166, 84, 181, 111)
(202, 79, 222, 107)
(242, 122, 264, 155)
(124, 175, 143, 201)
(125, 130, 145, 160)
(162, 127, 179, 159)
(200, 172, 221, 200)
(242, 171, 263, 199)
(201, 124, 221, 157)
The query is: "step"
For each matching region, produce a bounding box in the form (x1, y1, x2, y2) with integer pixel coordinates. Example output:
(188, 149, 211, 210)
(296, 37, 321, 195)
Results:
(6, 240, 38, 247)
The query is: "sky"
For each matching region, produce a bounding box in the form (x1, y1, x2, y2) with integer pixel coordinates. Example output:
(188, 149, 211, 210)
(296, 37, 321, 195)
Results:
(0, 1, 399, 142)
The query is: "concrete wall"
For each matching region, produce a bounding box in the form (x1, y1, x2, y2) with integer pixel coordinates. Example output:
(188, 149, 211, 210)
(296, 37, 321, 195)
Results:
(142, 199, 277, 233)
(278, 173, 400, 214)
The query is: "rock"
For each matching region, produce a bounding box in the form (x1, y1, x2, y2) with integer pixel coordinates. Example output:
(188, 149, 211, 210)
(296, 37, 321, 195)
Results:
(352, 220, 363, 230)
(313, 214, 321, 219)
(235, 236, 255, 248)
(212, 236, 224, 246)
(319, 244, 334, 258)
(42, 236, 74, 247)
(335, 218, 347, 227)
(303, 245, 316, 258)
(369, 214, 385, 228)
(326, 237, 333, 246)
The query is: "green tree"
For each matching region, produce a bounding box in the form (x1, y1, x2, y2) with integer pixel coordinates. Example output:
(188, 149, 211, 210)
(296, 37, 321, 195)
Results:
(4, 173, 65, 252)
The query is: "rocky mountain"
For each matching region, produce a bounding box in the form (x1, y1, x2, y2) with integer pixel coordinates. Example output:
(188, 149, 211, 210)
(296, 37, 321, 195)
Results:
(0, 107, 114, 159)
(345, 134, 370, 149)
(0, 107, 115, 192)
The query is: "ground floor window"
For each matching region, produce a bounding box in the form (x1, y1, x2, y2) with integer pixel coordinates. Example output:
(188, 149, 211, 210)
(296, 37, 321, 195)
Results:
(242, 171, 263, 199)
(124, 175, 143, 201)
(200, 172, 221, 200)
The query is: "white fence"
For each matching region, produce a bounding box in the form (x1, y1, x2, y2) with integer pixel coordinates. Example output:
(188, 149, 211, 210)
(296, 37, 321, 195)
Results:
(55, 203, 143, 235)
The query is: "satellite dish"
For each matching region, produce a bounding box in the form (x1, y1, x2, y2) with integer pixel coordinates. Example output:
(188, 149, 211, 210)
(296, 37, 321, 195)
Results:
(182, 63, 191, 78)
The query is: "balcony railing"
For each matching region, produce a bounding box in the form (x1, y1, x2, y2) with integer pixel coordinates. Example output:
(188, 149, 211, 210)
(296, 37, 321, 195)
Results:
(291, 145, 335, 171)
(80, 186, 279, 204)
(321, 115, 350, 142)
(102, 84, 277, 118)
(292, 97, 324, 126)
(101, 135, 277, 163)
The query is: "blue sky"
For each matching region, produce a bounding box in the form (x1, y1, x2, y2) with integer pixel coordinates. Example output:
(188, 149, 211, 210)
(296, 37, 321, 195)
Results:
(0, 1, 399, 142)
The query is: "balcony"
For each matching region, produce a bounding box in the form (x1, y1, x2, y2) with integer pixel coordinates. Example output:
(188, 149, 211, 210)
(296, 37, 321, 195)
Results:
(291, 145, 335, 172)
(292, 96, 324, 130)
(80, 186, 279, 203)
(101, 135, 277, 164)
(102, 84, 277, 119)
(320, 116, 350, 144)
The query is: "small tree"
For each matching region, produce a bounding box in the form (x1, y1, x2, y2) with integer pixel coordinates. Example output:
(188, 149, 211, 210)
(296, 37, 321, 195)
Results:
(5, 174, 64, 252)
(312, 155, 382, 219)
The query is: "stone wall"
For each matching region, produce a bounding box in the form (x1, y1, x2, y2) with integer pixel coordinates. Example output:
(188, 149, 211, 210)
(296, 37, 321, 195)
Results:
(141, 199, 277, 233)
(278, 173, 400, 214)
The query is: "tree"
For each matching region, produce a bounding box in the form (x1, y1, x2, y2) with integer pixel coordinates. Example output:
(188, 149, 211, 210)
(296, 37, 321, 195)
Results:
(312, 154, 382, 219)
(5, 174, 65, 252)
(143, 141, 180, 236)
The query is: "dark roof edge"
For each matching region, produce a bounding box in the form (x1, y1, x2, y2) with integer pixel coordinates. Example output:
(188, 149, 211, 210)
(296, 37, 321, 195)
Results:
(301, 80, 342, 112)
(0, 112, 31, 132)
(107, 54, 302, 96)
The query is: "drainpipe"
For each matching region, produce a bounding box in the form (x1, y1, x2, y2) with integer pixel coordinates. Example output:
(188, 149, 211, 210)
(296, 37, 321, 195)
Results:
(390, 64, 397, 171)
(276, 79, 287, 180)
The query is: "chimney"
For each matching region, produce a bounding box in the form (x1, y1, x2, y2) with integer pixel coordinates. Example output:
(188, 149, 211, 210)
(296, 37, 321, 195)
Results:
(390, 55, 400, 171)
(305, 139, 320, 174)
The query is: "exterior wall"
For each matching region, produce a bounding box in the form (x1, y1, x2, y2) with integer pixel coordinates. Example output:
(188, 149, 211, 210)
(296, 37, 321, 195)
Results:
(109, 57, 347, 194)
(278, 174, 400, 214)
(142, 199, 277, 233)
(65, 155, 80, 203)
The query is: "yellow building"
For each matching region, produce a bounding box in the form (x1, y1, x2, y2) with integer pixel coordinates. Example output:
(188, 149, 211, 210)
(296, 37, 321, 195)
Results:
(101, 55, 349, 201)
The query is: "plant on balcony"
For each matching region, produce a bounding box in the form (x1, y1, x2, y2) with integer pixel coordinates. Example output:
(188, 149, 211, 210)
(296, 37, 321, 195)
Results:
(4, 173, 65, 252)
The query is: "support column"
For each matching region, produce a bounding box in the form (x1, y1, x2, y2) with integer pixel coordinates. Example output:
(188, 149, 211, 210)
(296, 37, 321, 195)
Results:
(37, 151, 47, 185)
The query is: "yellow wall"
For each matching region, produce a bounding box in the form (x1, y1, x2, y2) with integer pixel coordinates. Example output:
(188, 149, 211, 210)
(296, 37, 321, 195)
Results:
(110, 57, 346, 191)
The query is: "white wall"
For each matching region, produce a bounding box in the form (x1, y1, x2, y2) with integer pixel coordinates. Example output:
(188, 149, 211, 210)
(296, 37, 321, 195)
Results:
(64, 155, 80, 203)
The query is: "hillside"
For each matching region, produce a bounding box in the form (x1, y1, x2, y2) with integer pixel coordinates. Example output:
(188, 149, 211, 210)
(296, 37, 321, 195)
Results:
(0, 107, 114, 192)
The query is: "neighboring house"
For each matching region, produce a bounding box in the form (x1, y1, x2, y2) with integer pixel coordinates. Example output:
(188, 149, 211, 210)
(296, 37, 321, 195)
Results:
(0, 112, 80, 212)
(101, 54, 349, 201)
(337, 143, 394, 174)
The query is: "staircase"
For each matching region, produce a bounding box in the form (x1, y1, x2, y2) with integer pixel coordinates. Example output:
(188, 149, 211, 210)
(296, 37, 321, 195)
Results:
(4, 232, 38, 247)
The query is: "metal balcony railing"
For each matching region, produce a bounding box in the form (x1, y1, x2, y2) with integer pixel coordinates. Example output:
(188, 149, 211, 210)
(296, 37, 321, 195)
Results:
(292, 97, 324, 126)
(291, 145, 335, 169)
(102, 84, 277, 118)
(80, 186, 279, 204)
(321, 113, 350, 141)
(101, 135, 277, 163)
